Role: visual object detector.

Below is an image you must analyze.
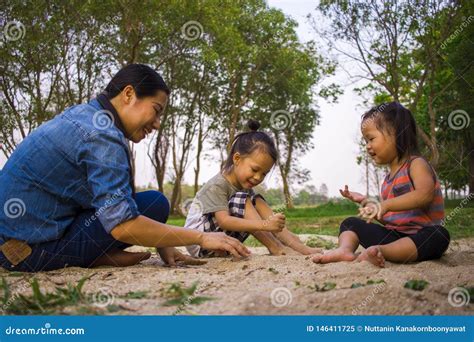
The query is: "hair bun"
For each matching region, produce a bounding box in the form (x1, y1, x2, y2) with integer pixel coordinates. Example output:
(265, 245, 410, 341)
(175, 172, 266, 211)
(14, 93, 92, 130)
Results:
(247, 119, 261, 132)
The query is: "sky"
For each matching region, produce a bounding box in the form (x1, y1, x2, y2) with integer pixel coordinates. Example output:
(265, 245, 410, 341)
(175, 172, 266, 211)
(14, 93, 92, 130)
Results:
(0, 0, 370, 198)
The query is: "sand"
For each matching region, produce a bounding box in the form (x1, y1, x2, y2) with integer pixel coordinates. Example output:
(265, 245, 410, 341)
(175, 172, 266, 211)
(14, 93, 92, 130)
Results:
(1, 235, 472, 315)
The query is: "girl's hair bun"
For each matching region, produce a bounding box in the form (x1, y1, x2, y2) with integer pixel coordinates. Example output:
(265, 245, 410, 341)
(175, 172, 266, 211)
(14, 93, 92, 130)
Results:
(247, 119, 261, 132)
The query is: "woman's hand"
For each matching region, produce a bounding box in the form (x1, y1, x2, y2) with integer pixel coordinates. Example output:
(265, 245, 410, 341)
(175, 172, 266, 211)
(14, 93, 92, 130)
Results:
(157, 247, 207, 267)
(199, 232, 251, 259)
(339, 185, 366, 203)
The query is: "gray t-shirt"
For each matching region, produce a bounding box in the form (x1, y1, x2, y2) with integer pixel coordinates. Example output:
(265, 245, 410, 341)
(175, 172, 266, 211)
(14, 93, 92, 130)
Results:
(183, 172, 257, 256)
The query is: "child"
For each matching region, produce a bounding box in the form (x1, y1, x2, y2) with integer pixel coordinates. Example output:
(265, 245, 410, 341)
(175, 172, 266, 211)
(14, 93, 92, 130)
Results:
(184, 120, 321, 257)
(313, 102, 450, 267)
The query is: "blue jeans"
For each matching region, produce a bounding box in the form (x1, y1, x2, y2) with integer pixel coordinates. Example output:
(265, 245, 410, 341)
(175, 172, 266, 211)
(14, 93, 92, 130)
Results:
(0, 191, 169, 272)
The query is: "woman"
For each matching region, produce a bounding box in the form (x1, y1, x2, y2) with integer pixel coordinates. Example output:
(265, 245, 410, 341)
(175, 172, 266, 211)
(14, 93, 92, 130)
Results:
(0, 64, 250, 272)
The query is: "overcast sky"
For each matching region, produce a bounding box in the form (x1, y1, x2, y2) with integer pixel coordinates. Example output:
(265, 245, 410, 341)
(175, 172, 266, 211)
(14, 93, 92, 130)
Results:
(1, 0, 371, 198)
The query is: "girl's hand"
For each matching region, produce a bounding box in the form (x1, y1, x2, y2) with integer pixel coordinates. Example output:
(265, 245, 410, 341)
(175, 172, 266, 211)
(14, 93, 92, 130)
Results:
(358, 200, 388, 223)
(339, 185, 366, 203)
(200, 232, 251, 258)
(157, 247, 207, 267)
(263, 213, 286, 232)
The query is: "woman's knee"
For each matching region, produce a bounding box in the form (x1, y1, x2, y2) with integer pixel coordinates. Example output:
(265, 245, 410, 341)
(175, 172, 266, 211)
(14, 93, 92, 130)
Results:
(135, 190, 170, 223)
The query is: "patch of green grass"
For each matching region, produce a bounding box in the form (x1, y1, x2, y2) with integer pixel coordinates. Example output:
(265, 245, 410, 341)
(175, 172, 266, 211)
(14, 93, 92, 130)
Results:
(162, 282, 214, 307)
(445, 208, 474, 239)
(351, 279, 386, 288)
(305, 236, 337, 249)
(167, 217, 186, 226)
(309, 282, 337, 292)
(282, 200, 359, 218)
(120, 291, 148, 299)
(404, 279, 429, 291)
(0, 276, 91, 315)
(466, 287, 474, 303)
(243, 235, 263, 247)
(268, 267, 279, 274)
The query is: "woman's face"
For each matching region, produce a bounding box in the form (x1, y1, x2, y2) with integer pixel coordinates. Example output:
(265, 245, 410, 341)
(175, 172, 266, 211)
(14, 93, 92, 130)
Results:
(112, 86, 168, 143)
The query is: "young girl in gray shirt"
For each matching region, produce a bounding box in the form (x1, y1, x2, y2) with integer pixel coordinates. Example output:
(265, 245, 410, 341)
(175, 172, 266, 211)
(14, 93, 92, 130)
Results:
(184, 120, 321, 257)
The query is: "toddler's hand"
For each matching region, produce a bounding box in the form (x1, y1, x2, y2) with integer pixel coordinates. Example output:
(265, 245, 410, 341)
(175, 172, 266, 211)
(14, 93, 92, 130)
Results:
(358, 200, 387, 223)
(339, 185, 366, 203)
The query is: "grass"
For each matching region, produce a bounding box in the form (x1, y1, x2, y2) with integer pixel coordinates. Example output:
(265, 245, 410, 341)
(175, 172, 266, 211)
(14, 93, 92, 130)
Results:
(0, 276, 96, 315)
(305, 236, 337, 249)
(404, 279, 429, 291)
(161, 282, 214, 307)
(169, 199, 474, 241)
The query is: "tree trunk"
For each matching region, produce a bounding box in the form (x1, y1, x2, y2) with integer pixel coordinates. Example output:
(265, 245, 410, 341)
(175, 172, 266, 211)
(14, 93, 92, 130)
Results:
(417, 126, 439, 168)
(469, 143, 474, 195)
(282, 174, 294, 209)
(194, 119, 204, 195)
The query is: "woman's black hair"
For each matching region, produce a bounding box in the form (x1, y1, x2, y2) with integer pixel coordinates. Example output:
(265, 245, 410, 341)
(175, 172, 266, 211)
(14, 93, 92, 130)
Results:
(222, 119, 279, 172)
(361, 101, 419, 161)
(104, 63, 170, 99)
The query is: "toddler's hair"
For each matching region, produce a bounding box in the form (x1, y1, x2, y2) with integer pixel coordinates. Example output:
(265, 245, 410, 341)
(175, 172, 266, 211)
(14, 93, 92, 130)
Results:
(222, 119, 278, 172)
(362, 101, 419, 160)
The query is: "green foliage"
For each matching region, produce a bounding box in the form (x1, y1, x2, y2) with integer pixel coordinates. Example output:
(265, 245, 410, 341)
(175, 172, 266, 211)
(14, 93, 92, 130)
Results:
(0, 276, 90, 315)
(162, 282, 214, 307)
(351, 279, 386, 288)
(404, 279, 429, 291)
(309, 282, 336, 292)
(305, 236, 336, 250)
(120, 291, 148, 300)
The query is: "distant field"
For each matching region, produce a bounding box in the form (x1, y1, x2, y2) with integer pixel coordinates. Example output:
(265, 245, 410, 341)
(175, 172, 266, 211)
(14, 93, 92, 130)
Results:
(167, 199, 474, 246)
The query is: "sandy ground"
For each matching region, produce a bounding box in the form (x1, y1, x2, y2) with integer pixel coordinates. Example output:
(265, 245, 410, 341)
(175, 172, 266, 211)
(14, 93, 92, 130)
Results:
(1, 235, 472, 315)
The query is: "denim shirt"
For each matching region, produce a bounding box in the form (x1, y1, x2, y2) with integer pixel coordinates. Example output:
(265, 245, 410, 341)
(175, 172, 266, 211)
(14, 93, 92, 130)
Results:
(0, 98, 139, 244)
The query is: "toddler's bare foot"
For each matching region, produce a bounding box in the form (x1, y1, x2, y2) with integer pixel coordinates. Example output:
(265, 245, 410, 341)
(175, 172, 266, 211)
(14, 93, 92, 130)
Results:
(312, 247, 357, 264)
(91, 249, 151, 267)
(356, 246, 385, 267)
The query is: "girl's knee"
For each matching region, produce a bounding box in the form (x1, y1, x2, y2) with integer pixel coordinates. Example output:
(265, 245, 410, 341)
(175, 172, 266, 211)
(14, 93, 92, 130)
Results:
(340, 217, 364, 233)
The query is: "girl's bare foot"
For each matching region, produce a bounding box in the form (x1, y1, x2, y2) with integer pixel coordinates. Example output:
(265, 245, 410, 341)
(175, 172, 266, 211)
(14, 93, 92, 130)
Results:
(356, 246, 385, 267)
(312, 247, 357, 264)
(91, 249, 151, 267)
(299, 245, 323, 255)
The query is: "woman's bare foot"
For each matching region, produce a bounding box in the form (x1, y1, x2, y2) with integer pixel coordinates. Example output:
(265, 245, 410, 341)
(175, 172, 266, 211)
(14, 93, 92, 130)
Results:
(356, 246, 385, 267)
(91, 249, 151, 267)
(312, 247, 357, 264)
